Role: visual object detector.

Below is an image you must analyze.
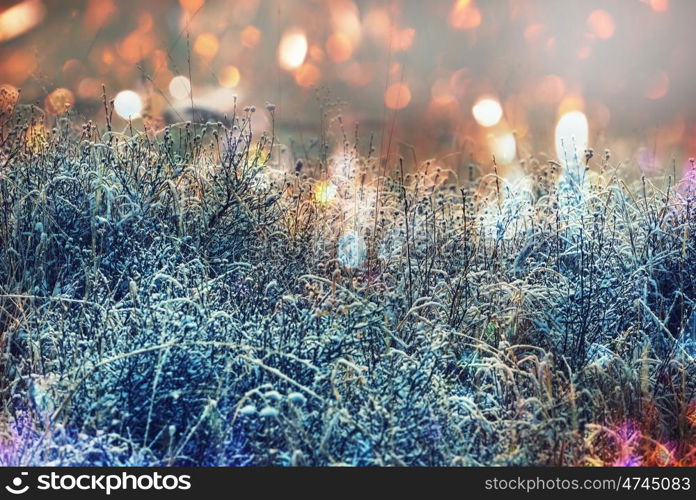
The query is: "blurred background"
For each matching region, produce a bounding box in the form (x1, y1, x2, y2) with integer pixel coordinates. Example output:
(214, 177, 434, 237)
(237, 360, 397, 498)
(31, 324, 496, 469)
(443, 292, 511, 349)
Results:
(1, 0, 695, 175)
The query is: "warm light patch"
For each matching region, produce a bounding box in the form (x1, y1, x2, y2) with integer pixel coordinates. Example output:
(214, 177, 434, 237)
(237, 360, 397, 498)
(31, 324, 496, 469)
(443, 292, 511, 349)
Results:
(314, 180, 338, 205)
(384, 83, 412, 110)
(113, 90, 143, 120)
(83, 0, 116, 31)
(431, 79, 456, 105)
(363, 8, 392, 44)
(587, 9, 615, 39)
(0, 0, 46, 43)
(218, 66, 241, 88)
(294, 63, 321, 88)
(650, 0, 669, 12)
(1, 49, 36, 85)
(101, 48, 115, 65)
(179, 0, 204, 11)
(328, 1, 362, 46)
(326, 32, 353, 62)
(558, 95, 585, 116)
(449, 0, 482, 30)
(118, 30, 155, 63)
(44, 88, 75, 115)
(490, 132, 517, 164)
(472, 97, 503, 127)
(241, 25, 261, 48)
(392, 28, 416, 52)
(169, 75, 191, 100)
(278, 29, 308, 71)
(77, 78, 100, 99)
(555, 111, 589, 162)
(194, 33, 219, 59)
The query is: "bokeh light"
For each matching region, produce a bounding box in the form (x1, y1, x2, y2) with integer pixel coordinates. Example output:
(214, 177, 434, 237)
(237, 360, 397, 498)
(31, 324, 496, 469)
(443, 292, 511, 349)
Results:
(76, 78, 100, 99)
(384, 82, 411, 110)
(490, 132, 517, 164)
(0, 0, 693, 169)
(113, 90, 143, 120)
(472, 97, 503, 127)
(241, 25, 261, 48)
(218, 66, 241, 88)
(0, 0, 45, 43)
(169, 76, 192, 100)
(449, 0, 481, 30)
(193, 32, 219, 59)
(587, 9, 615, 39)
(326, 32, 353, 62)
(555, 111, 589, 162)
(314, 180, 338, 205)
(179, 0, 204, 12)
(649, 0, 669, 13)
(44, 88, 74, 115)
(278, 29, 308, 71)
(294, 63, 321, 88)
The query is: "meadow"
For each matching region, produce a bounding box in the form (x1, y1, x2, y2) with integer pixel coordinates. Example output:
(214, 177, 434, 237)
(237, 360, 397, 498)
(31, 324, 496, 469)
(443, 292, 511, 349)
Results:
(0, 96, 694, 466)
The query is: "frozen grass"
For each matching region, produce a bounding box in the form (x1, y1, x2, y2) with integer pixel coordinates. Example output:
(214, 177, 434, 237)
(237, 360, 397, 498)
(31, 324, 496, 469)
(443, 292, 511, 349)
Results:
(0, 101, 695, 466)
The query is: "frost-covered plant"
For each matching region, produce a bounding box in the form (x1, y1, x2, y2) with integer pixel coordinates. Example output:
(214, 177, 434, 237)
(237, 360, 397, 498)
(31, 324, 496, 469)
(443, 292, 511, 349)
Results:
(0, 99, 694, 466)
